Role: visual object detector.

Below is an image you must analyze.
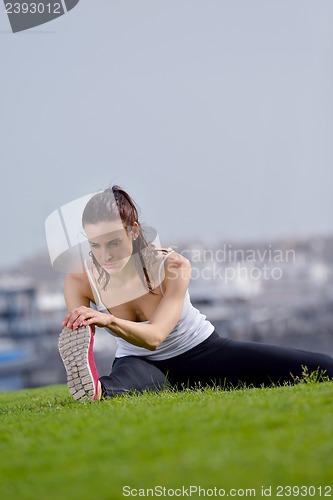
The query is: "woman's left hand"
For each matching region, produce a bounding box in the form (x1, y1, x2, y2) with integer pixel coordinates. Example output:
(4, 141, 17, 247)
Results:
(62, 306, 114, 330)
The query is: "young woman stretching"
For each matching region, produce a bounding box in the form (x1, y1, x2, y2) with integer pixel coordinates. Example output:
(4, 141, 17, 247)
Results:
(59, 186, 333, 401)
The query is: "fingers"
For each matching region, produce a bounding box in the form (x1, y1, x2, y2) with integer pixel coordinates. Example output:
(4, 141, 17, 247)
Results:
(62, 306, 93, 330)
(62, 308, 112, 331)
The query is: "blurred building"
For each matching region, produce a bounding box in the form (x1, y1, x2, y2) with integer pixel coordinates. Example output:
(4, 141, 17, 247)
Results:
(0, 235, 333, 392)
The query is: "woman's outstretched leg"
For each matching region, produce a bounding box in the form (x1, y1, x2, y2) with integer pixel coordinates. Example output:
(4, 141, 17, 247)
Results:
(153, 331, 333, 389)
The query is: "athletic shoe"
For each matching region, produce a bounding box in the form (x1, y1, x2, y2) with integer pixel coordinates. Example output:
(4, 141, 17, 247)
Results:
(58, 325, 100, 401)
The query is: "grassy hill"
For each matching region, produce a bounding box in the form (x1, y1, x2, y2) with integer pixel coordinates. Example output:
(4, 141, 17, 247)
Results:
(0, 381, 332, 499)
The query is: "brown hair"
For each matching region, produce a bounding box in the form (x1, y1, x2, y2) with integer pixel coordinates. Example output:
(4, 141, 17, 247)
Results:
(82, 185, 158, 293)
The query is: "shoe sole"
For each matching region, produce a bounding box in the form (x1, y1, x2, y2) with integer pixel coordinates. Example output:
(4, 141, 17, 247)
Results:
(58, 326, 99, 401)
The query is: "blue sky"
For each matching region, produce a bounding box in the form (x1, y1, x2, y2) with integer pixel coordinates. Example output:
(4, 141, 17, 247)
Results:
(1, 0, 332, 267)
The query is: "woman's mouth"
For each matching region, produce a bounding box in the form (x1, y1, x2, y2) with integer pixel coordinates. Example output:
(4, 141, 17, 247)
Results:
(103, 263, 117, 269)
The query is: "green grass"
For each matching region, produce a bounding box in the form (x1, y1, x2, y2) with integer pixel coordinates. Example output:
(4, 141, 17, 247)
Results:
(0, 381, 332, 499)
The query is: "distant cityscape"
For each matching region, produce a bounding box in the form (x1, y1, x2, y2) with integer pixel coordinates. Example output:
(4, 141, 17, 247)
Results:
(0, 234, 332, 392)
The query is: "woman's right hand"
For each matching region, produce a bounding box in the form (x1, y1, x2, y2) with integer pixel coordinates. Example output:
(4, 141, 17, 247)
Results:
(62, 306, 114, 331)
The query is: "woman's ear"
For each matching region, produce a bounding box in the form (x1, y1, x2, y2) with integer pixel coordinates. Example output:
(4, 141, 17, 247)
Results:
(132, 221, 140, 240)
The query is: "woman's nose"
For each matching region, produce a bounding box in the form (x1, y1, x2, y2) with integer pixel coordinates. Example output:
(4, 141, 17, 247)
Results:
(102, 247, 113, 261)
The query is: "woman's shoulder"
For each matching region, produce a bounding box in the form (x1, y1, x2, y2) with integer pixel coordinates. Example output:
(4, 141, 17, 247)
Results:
(154, 248, 191, 290)
(64, 271, 92, 296)
(155, 247, 190, 268)
(63, 269, 95, 307)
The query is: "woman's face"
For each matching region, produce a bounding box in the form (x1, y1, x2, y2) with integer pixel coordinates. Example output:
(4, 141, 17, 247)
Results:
(84, 220, 138, 274)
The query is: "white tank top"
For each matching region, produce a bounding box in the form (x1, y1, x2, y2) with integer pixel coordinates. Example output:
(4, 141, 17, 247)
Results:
(84, 251, 214, 360)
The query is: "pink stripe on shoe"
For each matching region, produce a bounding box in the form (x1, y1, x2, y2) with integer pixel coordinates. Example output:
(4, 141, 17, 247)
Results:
(87, 327, 100, 400)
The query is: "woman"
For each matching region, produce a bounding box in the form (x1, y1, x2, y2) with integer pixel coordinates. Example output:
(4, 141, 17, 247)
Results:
(59, 186, 333, 401)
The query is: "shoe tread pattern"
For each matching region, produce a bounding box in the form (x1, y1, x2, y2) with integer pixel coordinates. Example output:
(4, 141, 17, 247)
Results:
(58, 326, 95, 401)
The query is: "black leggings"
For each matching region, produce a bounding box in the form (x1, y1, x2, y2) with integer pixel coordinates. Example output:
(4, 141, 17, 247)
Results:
(99, 331, 333, 397)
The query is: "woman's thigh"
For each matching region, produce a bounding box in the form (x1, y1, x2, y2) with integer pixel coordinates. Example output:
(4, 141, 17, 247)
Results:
(99, 356, 171, 397)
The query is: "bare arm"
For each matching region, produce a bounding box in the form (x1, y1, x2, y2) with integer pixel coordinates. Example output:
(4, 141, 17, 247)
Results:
(63, 273, 98, 333)
(62, 252, 192, 351)
(64, 273, 92, 310)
